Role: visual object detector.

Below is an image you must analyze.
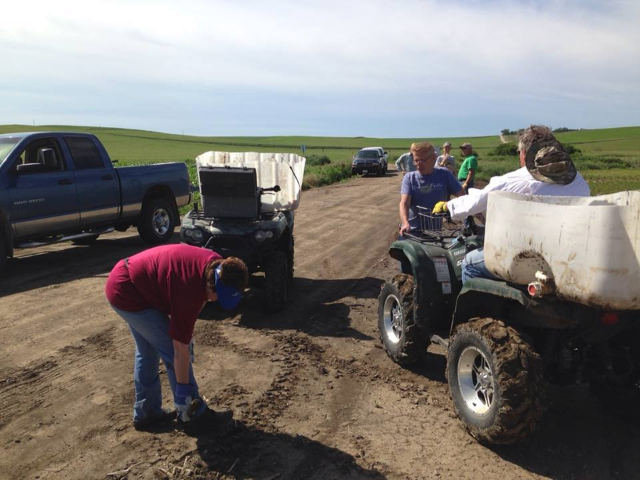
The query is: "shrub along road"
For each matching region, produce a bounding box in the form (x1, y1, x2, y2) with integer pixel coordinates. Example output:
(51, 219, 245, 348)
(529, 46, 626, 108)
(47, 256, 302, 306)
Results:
(1, 170, 639, 479)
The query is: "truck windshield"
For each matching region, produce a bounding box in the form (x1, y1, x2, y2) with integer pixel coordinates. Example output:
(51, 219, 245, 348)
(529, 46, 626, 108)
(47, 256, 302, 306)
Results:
(356, 151, 379, 159)
(0, 138, 20, 165)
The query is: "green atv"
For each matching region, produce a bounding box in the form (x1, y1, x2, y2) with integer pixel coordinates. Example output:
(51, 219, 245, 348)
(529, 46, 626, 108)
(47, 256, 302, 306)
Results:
(378, 207, 640, 445)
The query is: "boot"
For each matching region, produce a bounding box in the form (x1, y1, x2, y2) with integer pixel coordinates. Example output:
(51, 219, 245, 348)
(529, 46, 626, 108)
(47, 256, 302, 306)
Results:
(179, 407, 234, 435)
(133, 408, 176, 431)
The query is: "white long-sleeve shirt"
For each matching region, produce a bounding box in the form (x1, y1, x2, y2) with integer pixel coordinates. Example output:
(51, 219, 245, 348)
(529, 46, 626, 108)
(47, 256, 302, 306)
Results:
(447, 166, 591, 221)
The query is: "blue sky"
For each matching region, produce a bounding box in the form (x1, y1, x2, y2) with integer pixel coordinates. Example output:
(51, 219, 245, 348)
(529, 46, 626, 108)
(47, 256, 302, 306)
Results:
(1, 0, 639, 137)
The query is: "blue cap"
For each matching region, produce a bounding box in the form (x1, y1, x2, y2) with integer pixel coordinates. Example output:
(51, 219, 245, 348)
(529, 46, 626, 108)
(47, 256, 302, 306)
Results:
(214, 266, 243, 310)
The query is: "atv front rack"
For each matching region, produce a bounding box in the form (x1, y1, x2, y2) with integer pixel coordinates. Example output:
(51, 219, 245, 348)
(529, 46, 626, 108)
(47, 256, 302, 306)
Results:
(398, 206, 462, 245)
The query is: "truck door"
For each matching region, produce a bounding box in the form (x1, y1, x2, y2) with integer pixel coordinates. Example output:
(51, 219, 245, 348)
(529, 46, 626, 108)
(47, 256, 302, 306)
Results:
(62, 135, 120, 226)
(5, 137, 79, 239)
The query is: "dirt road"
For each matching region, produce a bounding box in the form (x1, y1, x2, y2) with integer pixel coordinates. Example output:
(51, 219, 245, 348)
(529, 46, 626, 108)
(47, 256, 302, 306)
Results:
(1, 171, 639, 480)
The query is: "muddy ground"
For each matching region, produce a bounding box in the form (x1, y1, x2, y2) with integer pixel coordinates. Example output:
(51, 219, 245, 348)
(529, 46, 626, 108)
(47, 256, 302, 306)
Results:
(1, 171, 640, 480)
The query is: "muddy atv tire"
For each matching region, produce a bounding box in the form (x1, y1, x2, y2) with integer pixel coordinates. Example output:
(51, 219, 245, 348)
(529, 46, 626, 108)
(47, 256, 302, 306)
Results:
(137, 198, 175, 245)
(288, 238, 295, 282)
(447, 317, 546, 445)
(264, 250, 289, 312)
(378, 274, 428, 365)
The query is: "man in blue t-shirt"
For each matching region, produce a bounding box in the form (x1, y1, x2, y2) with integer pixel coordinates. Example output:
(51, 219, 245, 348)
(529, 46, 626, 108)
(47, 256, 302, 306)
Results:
(399, 141, 465, 235)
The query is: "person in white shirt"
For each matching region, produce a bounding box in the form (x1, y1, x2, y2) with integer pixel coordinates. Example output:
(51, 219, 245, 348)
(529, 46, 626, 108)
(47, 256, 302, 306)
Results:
(432, 125, 590, 282)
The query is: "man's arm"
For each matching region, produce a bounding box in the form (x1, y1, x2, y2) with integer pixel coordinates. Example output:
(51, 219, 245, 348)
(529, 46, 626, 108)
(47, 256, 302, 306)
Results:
(399, 194, 412, 235)
(173, 339, 191, 384)
(462, 168, 475, 190)
(395, 155, 404, 172)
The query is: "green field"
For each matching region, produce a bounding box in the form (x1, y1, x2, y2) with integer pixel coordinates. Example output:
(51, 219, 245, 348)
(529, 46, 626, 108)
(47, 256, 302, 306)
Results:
(1, 124, 639, 195)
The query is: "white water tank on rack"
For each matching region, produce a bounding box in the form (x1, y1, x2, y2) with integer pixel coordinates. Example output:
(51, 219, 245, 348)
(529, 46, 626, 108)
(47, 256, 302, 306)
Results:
(196, 151, 306, 212)
(484, 190, 640, 310)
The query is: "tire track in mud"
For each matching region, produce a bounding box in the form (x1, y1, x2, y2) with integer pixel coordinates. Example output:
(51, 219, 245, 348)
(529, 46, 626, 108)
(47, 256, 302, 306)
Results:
(294, 177, 400, 277)
(195, 281, 455, 479)
(0, 328, 122, 430)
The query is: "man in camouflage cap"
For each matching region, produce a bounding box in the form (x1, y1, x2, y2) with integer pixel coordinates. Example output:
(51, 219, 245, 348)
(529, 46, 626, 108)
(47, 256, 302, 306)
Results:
(523, 133, 577, 185)
(432, 125, 590, 283)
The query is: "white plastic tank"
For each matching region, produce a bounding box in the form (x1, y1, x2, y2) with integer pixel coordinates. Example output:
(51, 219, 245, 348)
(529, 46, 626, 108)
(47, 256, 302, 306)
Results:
(196, 151, 306, 212)
(484, 190, 640, 310)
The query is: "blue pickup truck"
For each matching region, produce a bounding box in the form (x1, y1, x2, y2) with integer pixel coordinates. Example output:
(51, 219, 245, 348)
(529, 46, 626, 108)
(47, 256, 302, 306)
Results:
(0, 132, 191, 270)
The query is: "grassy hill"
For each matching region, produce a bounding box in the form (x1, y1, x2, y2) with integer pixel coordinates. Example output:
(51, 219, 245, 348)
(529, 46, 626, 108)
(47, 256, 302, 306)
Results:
(1, 124, 639, 195)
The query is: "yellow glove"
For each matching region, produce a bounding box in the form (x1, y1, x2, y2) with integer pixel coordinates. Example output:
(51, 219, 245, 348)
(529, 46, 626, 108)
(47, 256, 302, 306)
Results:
(432, 201, 448, 214)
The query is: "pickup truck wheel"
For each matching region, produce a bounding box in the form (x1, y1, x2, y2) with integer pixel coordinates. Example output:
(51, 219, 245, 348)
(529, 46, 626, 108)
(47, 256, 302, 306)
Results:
(378, 274, 428, 365)
(264, 250, 289, 312)
(447, 317, 546, 445)
(72, 234, 100, 245)
(137, 198, 175, 244)
(0, 236, 7, 273)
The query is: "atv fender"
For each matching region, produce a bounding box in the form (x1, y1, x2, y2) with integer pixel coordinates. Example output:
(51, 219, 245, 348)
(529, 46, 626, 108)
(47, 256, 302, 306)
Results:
(451, 278, 582, 336)
(389, 240, 457, 335)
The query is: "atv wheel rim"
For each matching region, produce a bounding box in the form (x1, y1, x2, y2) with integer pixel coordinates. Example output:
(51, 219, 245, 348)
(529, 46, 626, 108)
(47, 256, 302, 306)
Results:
(458, 346, 494, 416)
(152, 208, 171, 236)
(382, 294, 403, 344)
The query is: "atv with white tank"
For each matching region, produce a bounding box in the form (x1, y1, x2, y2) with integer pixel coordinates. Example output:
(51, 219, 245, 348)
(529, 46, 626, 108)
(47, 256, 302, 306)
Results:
(378, 191, 640, 444)
(180, 151, 305, 312)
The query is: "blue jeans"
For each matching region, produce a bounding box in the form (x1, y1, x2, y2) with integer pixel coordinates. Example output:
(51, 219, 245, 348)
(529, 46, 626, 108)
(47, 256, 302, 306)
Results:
(110, 305, 205, 423)
(461, 247, 499, 284)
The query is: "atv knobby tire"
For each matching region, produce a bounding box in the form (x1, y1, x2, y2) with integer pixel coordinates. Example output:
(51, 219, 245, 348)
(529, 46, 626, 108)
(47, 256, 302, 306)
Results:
(447, 317, 546, 445)
(288, 237, 295, 282)
(378, 274, 428, 365)
(137, 198, 175, 245)
(264, 250, 289, 312)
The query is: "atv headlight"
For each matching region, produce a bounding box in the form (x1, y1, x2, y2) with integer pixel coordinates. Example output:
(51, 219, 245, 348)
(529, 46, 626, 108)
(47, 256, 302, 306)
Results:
(255, 230, 267, 242)
(191, 229, 204, 243)
(184, 228, 204, 244)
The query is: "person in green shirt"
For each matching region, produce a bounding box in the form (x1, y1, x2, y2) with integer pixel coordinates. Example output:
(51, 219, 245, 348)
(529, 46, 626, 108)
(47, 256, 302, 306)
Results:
(458, 142, 477, 193)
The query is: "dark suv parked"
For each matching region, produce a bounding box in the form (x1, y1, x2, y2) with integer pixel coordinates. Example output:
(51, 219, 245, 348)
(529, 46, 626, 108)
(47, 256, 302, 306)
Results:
(351, 148, 388, 176)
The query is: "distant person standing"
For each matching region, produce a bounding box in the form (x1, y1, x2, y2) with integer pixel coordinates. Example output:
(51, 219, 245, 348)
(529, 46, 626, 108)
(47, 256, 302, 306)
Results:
(458, 142, 478, 193)
(395, 147, 416, 173)
(436, 141, 456, 173)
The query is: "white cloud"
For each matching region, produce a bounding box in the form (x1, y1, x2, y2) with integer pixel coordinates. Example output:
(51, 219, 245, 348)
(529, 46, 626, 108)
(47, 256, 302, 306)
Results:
(0, 0, 638, 135)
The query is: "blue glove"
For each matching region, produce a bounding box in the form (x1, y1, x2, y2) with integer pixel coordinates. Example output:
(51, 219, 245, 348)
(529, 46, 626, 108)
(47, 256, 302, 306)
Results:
(174, 383, 197, 421)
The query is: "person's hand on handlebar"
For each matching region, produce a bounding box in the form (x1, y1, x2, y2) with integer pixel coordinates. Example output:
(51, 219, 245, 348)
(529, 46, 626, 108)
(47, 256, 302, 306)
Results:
(399, 221, 411, 236)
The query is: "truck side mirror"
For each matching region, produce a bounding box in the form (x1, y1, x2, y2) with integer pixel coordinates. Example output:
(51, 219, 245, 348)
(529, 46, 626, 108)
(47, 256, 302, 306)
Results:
(16, 163, 46, 173)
